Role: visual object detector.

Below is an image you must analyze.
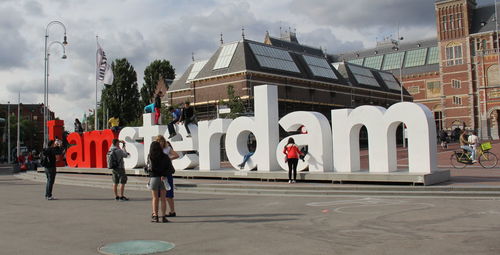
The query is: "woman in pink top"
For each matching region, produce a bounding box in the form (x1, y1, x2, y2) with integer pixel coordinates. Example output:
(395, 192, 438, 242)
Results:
(283, 138, 304, 183)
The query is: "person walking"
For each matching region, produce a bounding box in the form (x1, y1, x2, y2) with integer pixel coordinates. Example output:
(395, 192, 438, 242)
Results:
(154, 91, 163, 125)
(42, 140, 60, 200)
(108, 139, 130, 200)
(180, 102, 195, 137)
(167, 106, 182, 139)
(156, 135, 179, 217)
(147, 141, 175, 223)
(74, 118, 83, 133)
(439, 129, 448, 149)
(283, 138, 304, 183)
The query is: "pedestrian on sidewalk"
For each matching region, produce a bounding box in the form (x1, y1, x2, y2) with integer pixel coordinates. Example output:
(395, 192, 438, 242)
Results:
(439, 129, 448, 149)
(283, 138, 304, 184)
(147, 141, 175, 223)
(156, 135, 179, 217)
(108, 139, 130, 201)
(42, 140, 60, 200)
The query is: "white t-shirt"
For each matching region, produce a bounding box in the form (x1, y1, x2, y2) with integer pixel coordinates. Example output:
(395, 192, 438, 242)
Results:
(468, 134, 479, 148)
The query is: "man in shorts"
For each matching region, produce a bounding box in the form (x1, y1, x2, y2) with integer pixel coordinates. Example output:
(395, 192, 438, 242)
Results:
(108, 139, 130, 200)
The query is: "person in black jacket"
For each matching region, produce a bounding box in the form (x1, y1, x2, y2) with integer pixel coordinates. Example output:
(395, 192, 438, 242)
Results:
(180, 101, 195, 137)
(148, 141, 173, 223)
(43, 140, 60, 200)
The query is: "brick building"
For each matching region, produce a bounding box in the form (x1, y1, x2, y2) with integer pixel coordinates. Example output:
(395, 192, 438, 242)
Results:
(166, 36, 410, 124)
(0, 104, 54, 152)
(333, 0, 500, 139)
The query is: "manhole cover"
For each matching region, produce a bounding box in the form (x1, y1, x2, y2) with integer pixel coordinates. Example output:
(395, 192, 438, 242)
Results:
(98, 240, 175, 255)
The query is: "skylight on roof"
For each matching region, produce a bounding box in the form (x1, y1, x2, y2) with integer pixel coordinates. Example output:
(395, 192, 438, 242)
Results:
(248, 43, 300, 73)
(213, 43, 238, 70)
(404, 48, 427, 68)
(379, 72, 401, 90)
(348, 58, 364, 65)
(349, 64, 380, 87)
(302, 55, 338, 79)
(427, 47, 439, 64)
(187, 60, 208, 81)
(382, 52, 405, 70)
(364, 55, 383, 70)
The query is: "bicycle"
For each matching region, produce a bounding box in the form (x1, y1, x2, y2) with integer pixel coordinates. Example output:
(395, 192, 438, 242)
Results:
(450, 141, 498, 169)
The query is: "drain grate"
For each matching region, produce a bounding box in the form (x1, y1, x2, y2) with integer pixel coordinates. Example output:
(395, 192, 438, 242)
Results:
(99, 240, 174, 255)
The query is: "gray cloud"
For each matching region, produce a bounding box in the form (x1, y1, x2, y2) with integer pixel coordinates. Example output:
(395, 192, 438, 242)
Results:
(289, 0, 436, 30)
(0, 7, 28, 69)
(23, 0, 44, 16)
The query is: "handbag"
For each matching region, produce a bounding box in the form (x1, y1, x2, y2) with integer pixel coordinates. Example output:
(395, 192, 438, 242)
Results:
(144, 156, 152, 175)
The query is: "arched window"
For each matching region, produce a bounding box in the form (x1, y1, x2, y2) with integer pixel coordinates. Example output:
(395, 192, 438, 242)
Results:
(487, 64, 500, 86)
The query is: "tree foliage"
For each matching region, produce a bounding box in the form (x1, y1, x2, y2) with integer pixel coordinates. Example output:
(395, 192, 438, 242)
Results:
(140, 59, 175, 106)
(218, 85, 245, 119)
(101, 58, 141, 126)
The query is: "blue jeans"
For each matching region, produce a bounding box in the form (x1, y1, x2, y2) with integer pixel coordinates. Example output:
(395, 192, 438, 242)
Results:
(461, 145, 476, 161)
(45, 167, 56, 198)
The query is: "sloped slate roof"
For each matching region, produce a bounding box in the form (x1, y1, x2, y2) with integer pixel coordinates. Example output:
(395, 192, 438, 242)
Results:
(470, 3, 500, 34)
(267, 36, 324, 56)
(169, 63, 193, 91)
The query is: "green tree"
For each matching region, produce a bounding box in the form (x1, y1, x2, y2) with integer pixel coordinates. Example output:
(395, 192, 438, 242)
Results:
(140, 59, 175, 106)
(218, 85, 246, 119)
(101, 58, 141, 126)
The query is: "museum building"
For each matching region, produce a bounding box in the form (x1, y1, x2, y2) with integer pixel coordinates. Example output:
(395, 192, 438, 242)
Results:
(333, 0, 500, 139)
(166, 34, 410, 123)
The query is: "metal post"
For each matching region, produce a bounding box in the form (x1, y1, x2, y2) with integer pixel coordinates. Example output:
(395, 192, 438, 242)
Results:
(7, 102, 10, 163)
(95, 36, 99, 131)
(17, 93, 20, 159)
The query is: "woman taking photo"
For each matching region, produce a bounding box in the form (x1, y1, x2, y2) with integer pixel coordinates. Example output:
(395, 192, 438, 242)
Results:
(156, 135, 179, 216)
(283, 138, 303, 184)
(148, 141, 174, 223)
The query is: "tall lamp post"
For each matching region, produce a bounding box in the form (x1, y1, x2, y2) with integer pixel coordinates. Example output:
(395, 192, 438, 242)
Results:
(44, 21, 68, 147)
(392, 29, 405, 147)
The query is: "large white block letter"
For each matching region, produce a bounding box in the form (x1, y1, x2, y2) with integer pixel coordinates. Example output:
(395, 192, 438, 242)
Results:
(331, 103, 437, 173)
(225, 85, 279, 171)
(276, 111, 333, 172)
(119, 127, 143, 169)
(198, 119, 232, 171)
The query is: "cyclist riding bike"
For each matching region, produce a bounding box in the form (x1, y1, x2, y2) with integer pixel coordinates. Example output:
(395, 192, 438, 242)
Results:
(459, 130, 477, 163)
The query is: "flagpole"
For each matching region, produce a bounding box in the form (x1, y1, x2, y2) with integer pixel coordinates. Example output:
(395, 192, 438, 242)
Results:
(95, 35, 99, 130)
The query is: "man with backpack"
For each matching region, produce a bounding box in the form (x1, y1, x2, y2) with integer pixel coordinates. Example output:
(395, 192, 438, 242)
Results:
(41, 140, 60, 200)
(108, 139, 130, 201)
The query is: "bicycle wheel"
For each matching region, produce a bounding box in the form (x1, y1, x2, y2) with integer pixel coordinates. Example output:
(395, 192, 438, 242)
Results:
(479, 151, 498, 169)
(450, 153, 467, 168)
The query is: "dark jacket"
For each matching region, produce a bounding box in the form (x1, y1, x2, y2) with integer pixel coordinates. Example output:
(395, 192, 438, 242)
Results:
(43, 147, 59, 168)
(154, 95, 161, 108)
(150, 153, 174, 177)
(181, 106, 194, 121)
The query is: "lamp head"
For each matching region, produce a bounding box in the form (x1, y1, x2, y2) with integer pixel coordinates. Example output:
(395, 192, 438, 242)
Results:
(63, 35, 68, 45)
(61, 54, 67, 59)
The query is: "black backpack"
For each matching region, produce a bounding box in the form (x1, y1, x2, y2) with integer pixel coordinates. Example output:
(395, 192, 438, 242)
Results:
(107, 149, 118, 169)
(40, 150, 51, 167)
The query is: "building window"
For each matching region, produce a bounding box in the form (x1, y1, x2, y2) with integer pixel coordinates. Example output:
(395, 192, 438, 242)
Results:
(408, 86, 420, 95)
(427, 47, 440, 64)
(363, 55, 383, 70)
(382, 52, 405, 70)
(450, 14, 454, 29)
(452, 79, 461, 89)
(427, 81, 441, 98)
(452, 96, 462, 105)
(445, 43, 463, 66)
(404, 48, 427, 68)
(442, 16, 447, 31)
(33, 116, 38, 121)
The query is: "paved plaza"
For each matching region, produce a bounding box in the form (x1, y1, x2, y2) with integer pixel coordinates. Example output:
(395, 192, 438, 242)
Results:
(1, 167, 500, 255)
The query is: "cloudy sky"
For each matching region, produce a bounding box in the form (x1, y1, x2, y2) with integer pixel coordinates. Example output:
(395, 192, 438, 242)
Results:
(0, 0, 495, 130)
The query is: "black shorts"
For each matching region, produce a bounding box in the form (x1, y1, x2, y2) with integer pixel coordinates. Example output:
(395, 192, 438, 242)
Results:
(112, 168, 128, 184)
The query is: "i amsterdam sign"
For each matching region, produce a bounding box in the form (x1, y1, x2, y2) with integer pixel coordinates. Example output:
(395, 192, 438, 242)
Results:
(61, 85, 438, 174)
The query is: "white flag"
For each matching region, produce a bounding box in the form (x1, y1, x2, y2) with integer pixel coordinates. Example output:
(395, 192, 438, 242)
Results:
(96, 44, 114, 85)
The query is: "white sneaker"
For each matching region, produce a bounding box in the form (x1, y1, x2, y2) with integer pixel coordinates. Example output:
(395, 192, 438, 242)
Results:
(288, 180, 292, 184)
(46, 196, 56, 200)
(292, 180, 296, 183)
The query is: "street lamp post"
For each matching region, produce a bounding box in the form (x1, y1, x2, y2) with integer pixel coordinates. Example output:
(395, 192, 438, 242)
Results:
(7, 102, 10, 163)
(392, 29, 405, 148)
(44, 21, 68, 148)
